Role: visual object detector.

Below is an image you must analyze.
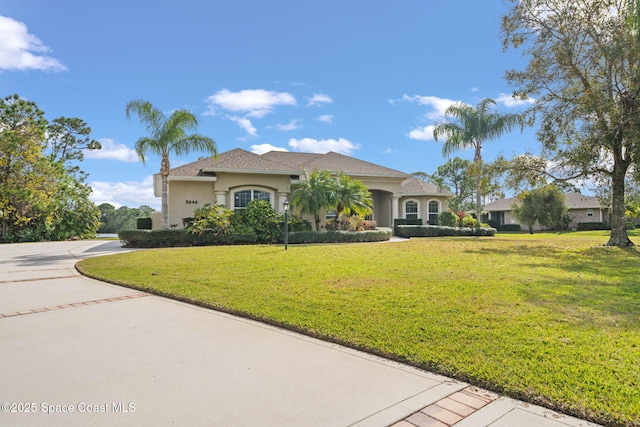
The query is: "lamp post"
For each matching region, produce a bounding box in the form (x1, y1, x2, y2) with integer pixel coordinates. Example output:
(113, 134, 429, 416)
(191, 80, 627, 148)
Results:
(283, 201, 289, 251)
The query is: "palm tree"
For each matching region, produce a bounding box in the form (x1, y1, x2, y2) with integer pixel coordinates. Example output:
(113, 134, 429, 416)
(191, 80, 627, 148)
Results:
(433, 98, 524, 219)
(290, 169, 336, 231)
(126, 99, 217, 229)
(333, 173, 373, 218)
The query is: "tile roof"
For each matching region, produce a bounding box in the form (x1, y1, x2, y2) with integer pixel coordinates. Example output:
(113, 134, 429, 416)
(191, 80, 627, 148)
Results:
(564, 193, 603, 209)
(400, 177, 454, 196)
(168, 148, 410, 178)
(263, 151, 410, 178)
(168, 148, 300, 176)
(484, 193, 603, 211)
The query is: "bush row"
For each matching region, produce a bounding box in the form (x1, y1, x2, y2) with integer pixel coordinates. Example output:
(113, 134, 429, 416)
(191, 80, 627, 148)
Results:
(395, 225, 496, 238)
(118, 230, 258, 248)
(118, 228, 392, 248)
(496, 223, 522, 232)
(136, 217, 152, 230)
(576, 222, 610, 231)
(288, 228, 391, 244)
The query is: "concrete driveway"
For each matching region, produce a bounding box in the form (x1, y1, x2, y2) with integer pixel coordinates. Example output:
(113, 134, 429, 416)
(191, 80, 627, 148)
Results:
(0, 240, 601, 427)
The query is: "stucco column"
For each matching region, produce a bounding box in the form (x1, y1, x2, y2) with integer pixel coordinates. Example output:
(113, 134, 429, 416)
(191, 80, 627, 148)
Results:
(278, 192, 290, 212)
(215, 191, 227, 207)
(391, 197, 399, 225)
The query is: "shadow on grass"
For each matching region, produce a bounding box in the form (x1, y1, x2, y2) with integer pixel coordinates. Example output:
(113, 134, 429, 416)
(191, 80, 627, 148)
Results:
(465, 243, 640, 327)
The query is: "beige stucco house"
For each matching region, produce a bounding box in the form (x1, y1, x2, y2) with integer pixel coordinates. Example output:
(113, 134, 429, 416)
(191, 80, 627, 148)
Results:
(483, 193, 608, 230)
(152, 148, 453, 230)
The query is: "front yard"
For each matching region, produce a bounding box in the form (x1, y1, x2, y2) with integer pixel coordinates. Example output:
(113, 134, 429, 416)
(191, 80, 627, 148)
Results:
(77, 231, 640, 427)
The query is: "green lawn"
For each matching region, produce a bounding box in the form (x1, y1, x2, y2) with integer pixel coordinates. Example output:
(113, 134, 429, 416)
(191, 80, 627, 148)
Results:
(77, 231, 640, 426)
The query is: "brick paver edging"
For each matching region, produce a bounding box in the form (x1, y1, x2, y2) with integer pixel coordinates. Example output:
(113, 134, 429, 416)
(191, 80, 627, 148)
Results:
(0, 292, 151, 318)
(391, 386, 499, 427)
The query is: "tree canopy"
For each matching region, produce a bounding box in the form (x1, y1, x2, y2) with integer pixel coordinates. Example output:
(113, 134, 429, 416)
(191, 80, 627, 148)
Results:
(126, 99, 217, 229)
(0, 94, 101, 242)
(512, 185, 568, 234)
(433, 98, 525, 218)
(290, 170, 373, 231)
(501, 0, 640, 246)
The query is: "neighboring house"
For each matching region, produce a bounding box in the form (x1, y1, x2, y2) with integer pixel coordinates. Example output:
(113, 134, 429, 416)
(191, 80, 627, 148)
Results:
(151, 148, 453, 230)
(483, 193, 608, 230)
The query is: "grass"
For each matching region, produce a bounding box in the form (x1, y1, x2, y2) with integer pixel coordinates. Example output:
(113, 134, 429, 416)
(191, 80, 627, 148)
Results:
(77, 231, 640, 427)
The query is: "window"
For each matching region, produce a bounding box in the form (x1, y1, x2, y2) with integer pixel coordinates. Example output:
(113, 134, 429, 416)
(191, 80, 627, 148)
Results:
(233, 189, 271, 209)
(428, 201, 440, 224)
(405, 201, 418, 219)
(587, 209, 594, 217)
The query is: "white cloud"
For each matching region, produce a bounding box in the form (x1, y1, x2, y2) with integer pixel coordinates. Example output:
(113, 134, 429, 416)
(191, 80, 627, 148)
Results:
(399, 94, 460, 120)
(0, 15, 66, 72)
(317, 114, 334, 124)
(269, 119, 302, 131)
(204, 88, 296, 118)
(496, 92, 535, 108)
(383, 148, 396, 154)
(408, 125, 436, 141)
(251, 144, 288, 155)
(470, 87, 479, 92)
(228, 115, 257, 137)
(83, 138, 139, 162)
(288, 137, 360, 155)
(89, 176, 159, 209)
(307, 93, 333, 106)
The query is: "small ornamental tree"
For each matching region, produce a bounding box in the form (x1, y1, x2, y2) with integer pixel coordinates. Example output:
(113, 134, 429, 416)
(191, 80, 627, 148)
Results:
(512, 186, 567, 234)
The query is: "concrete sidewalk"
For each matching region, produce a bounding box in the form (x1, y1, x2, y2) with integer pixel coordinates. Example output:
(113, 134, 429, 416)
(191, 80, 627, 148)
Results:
(0, 240, 602, 426)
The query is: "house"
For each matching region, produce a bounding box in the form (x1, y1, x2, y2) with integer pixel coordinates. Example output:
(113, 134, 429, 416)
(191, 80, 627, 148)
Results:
(483, 193, 608, 230)
(151, 148, 453, 230)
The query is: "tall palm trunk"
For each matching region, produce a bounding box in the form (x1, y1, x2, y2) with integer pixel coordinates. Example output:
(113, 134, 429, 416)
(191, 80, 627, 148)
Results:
(160, 153, 170, 229)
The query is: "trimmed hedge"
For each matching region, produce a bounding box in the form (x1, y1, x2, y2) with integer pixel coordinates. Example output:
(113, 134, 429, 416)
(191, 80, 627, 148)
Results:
(136, 217, 152, 230)
(394, 218, 423, 234)
(577, 222, 610, 231)
(118, 227, 392, 248)
(288, 228, 392, 244)
(118, 230, 258, 248)
(395, 225, 496, 238)
(497, 224, 522, 232)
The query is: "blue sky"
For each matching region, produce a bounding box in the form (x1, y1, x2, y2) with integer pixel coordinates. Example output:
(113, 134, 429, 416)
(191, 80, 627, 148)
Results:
(1, 0, 539, 210)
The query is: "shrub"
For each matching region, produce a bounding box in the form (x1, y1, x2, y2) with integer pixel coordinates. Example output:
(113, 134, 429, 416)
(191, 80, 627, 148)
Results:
(188, 204, 235, 235)
(362, 220, 377, 230)
(118, 229, 258, 248)
(487, 219, 500, 229)
(438, 211, 458, 227)
(577, 222, 610, 231)
(325, 215, 365, 232)
(288, 228, 391, 244)
(460, 214, 479, 228)
(625, 221, 635, 230)
(136, 217, 152, 230)
(288, 215, 312, 232)
(244, 200, 281, 243)
(395, 225, 496, 238)
(394, 218, 423, 234)
(497, 224, 522, 232)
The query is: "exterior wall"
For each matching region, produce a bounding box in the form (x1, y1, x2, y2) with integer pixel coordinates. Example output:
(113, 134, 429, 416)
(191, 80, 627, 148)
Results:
(151, 211, 162, 230)
(569, 208, 605, 228)
(167, 180, 216, 228)
(399, 196, 449, 224)
(163, 171, 452, 232)
(486, 208, 606, 230)
(165, 173, 294, 228)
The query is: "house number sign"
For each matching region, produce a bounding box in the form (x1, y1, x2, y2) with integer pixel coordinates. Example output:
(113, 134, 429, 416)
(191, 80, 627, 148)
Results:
(185, 200, 199, 205)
